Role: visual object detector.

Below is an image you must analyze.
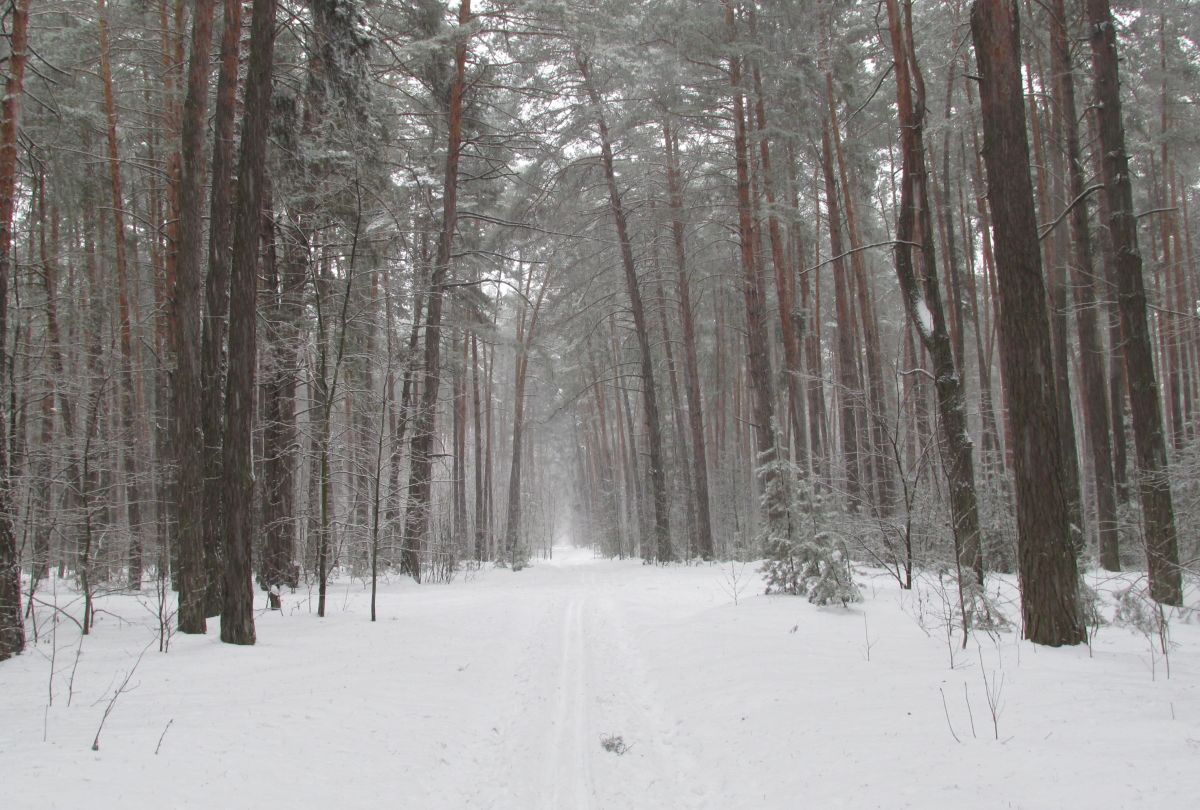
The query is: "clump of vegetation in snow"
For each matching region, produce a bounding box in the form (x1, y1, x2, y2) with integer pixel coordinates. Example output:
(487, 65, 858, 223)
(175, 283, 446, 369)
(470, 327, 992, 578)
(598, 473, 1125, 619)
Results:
(757, 459, 861, 606)
(599, 733, 631, 755)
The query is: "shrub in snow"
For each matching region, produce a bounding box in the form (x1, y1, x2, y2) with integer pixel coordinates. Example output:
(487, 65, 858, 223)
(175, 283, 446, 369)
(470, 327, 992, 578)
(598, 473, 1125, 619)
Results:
(961, 576, 1010, 634)
(1112, 586, 1163, 638)
(599, 734, 630, 755)
(761, 529, 862, 606)
(757, 457, 861, 606)
(760, 534, 803, 595)
(1078, 580, 1106, 637)
(801, 533, 862, 606)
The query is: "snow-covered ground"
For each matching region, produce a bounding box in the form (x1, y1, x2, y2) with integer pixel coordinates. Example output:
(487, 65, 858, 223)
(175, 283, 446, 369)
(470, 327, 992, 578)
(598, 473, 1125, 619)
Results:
(2, 549, 1198, 809)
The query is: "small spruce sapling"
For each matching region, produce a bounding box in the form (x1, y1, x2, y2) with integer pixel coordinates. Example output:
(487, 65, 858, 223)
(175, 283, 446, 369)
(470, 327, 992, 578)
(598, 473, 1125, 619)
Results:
(758, 457, 861, 606)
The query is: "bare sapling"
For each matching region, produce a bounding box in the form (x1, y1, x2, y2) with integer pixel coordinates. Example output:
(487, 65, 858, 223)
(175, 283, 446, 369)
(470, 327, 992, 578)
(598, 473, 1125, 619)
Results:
(720, 560, 751, 606)
(862, 613, 877, 662)
(977, 648, 1005, 740)
(91, 640, 153, 750)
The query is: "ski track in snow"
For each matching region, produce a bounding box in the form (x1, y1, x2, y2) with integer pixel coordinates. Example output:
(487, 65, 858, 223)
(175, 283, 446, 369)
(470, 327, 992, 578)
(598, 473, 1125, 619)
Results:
(547, 592, 592, 809)
(3, 547, 1200, 809)
(484, 564, 712, 809)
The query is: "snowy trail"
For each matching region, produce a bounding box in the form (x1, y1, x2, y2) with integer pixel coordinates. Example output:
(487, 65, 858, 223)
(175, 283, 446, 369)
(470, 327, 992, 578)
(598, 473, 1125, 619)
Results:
(486, 561, 711, 809)
(3, 548, 1200, 809)
(546, 591, 592, 808)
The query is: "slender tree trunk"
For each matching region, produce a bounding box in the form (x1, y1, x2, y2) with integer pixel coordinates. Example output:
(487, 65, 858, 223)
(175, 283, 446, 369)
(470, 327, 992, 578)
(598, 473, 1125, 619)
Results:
(200, 0, 244, 617)
(886, 0, 984, 586)
(578, 53, 672, 562)
(827, 72, 893, 515)
(820, 121, 864, 511)
(313, 250, 356, 616)
(0, 0, 32, 661)
(261, 183, 305, 595)
(1086, 0, 1182, 605)
(98, 0, 149, 591)
(723, 2, 790, 543)
(663, 120, 715, 559)
(401, 0, 473, 581)
(1085, 111, 1130, 505)
(749, 51, 807, 480)
(956, 150, 1003, 474)
(1024, 53, 1085, 551)
(471, 334, 485, 559)
(1049, 0, 1120, 571)
(453, 332, 468, 548)
(37, 186, 75, 584)
(220, 0, 279, 645)
(172, 0, 217, 634)
(502, 300, 532, 563)
(797, 198, 828, 486)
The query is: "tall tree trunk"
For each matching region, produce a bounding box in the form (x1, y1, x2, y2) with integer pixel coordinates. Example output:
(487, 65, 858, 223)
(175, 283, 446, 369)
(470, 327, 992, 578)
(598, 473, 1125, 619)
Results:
(261, 183, 305, 595)
(220, 0, 279, 645)
(471, 334, 485, 559)
(886, 0, 984, 586)
(172, 0, 217, 634)
(502, 266, 550, 563)
(1084, 112, 1130, 505)
(0, 0, 32, 661)
(578, 53, 672, 562)
(200, 0, 244, 617)
(1024, 52, 1085, 551)
(401, 0, 473, 581)
(971, 0, 1084, 645)
(37, 185, 75, 584)
(649, 229, 693, 555)
(313, 251, 356, 617)
(827, 71, 893, 515)
(1048, 0, 1120, 571)
(662, 120, 715, 560)
(1086, 0, 1182, 605)
(956, 147, 1003, 474)
(99, 0, 148, 591)
(387, 276, 423, 548)
(723, 1, 790, 543)
(748, 46, 807, 480)
(453, 332, 468, 548)
(820, 120, 864, 511)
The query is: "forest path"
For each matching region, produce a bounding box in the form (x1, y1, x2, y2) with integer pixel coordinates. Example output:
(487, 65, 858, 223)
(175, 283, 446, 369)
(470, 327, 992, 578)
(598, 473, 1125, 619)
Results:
(5, 548, 1200, 809)
(482, 552, 713, 809)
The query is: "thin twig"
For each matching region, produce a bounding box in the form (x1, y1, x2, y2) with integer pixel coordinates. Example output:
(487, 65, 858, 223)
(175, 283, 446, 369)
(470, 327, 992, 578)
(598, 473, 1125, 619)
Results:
(155, 719, 174, 755)
(802, 240, 923, 276)
(939, 687, 962, 743)
(1037, 183, 1104, 240)
(963, 681, 977, 739)
(1136, 206, 1177, 220)
(91, 641, 153, 751)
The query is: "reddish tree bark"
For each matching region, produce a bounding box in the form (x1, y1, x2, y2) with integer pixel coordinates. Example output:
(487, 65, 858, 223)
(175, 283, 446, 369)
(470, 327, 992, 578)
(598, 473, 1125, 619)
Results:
(724, 0, 790, 541)
(971, 0, 1084, 644)
(173, 0, 218, 634)
(99, 0, 149, 590)
(663, 119, 715, 560)
(1086, 0, 1182, 605)
(578, 53, 672, 562)
(200, 0, 245, 616)
(886, 0, 983, 585)
(1048, 0, 1120, 570)
(0, 0, 32, 661)
(402, 0, 473, 579)
(220, 0, 280, 645)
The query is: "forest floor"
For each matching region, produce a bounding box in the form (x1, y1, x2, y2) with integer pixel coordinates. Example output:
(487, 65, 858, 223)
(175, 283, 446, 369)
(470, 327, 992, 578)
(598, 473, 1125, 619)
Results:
(2, 547, 1199, 809)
